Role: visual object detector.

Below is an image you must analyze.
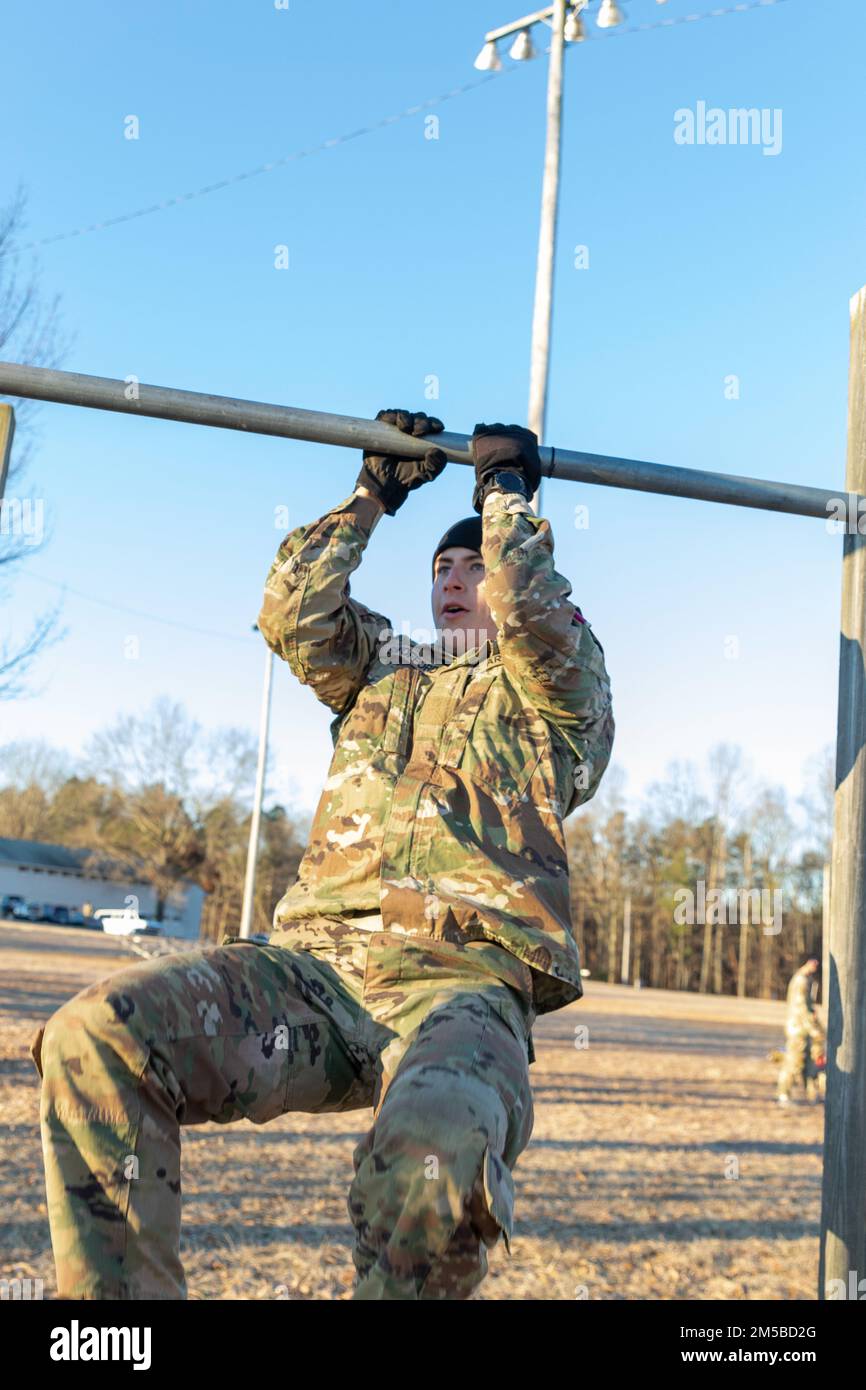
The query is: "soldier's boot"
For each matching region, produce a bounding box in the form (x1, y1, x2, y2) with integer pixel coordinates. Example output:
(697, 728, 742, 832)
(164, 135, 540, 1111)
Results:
(348, 994, 532, 1300)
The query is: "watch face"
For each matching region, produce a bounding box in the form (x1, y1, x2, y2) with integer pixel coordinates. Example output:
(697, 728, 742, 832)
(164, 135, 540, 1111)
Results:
(495, 470, 530, 496)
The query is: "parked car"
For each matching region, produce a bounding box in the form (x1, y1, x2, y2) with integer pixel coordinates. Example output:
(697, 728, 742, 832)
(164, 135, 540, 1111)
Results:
(1, 894, 26, 919)
(95, 909, 161, 937)
(43, 905, 71, 926)
(14, 902, 43, 922)
(46, 907, 89, 928)
(31, 904, 77, 926)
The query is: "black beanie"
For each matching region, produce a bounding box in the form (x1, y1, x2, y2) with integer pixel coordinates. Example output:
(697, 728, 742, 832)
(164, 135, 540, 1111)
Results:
(431, 516, 483, 580)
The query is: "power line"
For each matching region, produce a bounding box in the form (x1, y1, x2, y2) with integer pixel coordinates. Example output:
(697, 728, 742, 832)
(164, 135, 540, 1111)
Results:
(17, 70, 515, 253)
(24, 571, 255, 644)
(586, 0, 793, 42)
(17, 0, 794, 254)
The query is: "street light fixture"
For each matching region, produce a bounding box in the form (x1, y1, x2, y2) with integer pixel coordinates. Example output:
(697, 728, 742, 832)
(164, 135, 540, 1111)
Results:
(509, 28, 537, 60)
(473, 39, 503, 71)
(596, 0, 625, 26)
(563, 9, 587, 42)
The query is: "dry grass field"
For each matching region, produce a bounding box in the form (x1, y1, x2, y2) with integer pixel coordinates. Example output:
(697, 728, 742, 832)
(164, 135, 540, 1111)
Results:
(0, 920, 823, 1301)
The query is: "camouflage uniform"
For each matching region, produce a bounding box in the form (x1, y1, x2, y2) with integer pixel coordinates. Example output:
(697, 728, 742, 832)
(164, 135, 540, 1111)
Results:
(31, 483, 614, 1300)
(777, 964, 825, 1102)
(259, 486, 615, 1014)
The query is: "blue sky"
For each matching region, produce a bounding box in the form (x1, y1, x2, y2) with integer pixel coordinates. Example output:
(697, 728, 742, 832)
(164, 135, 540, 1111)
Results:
(1, 0, 863, 827)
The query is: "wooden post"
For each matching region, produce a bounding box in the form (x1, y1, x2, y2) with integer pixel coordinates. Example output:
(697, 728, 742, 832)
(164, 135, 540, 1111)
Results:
(737, 832, 753, 997)
(819, 286, 866, 1299)
(620, 893, 631, 985)
(821, 861, 831, 1025)
(0, 403, 14, 500)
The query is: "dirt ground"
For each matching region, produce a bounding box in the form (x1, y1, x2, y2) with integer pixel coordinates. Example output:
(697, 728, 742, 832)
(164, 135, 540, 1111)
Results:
(0, 921, 823, 1301)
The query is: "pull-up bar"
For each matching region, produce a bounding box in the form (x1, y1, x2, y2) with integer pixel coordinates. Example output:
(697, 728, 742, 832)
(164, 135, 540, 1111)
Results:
(0, 360, 852, 520)
(1, 287, 866, 1309)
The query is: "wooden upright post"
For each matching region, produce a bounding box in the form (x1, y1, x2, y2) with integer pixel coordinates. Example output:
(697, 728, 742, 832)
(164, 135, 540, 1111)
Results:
(620, 894, 632, 985)
(822, 861, 831, 1024)
(0, 403, 15, 500)
(819, 286, 866, 1299)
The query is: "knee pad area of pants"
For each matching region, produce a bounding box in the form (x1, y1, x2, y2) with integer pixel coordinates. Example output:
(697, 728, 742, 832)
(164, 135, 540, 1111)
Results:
(38, 983, 151, 1095)
(352, 1087, 513, 1256)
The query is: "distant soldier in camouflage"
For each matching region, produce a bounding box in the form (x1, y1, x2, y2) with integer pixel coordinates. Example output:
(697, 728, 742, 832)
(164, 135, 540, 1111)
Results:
(777, 957, 825, 1105)
(31, 412, 614, 1299)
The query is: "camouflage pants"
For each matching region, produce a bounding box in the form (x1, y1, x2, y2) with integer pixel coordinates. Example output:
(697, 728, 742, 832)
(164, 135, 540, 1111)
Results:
(777, 1032, 823, 1101)
(29, 922, 536, 1300)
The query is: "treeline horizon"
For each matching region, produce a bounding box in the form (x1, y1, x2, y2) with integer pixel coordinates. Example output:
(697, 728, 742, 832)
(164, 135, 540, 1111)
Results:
(566, 743, 832, 1000)
(0, 698, 308, 941)
(0, 704, 833, 997)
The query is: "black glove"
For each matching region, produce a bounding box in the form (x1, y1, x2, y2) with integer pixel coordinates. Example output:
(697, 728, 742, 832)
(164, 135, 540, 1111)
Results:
(469, 422, 542, 515)
(356, 409, 447, 516)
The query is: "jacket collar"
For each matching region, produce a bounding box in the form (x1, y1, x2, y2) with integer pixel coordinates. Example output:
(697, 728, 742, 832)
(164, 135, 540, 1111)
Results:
(419, 635, 499, 670)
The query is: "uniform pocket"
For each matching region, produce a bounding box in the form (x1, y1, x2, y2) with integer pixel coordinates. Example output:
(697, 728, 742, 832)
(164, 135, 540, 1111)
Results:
(440, 669, 551, 804)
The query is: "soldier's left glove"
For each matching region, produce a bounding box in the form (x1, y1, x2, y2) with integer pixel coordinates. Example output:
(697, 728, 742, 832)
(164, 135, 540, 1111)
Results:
(470, 422, 542, 515)
(355, 409, 447, 517)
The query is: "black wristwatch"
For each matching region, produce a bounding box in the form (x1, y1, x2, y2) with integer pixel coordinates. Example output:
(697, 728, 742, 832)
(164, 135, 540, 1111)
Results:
(478, 469, 533, 507)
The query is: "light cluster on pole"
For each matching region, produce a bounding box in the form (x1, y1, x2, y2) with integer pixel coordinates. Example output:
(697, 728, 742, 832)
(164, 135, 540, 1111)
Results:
(473, 0, 670, 67)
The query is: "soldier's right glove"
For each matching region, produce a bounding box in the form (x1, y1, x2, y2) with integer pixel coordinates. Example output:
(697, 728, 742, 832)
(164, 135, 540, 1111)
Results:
(355, 409, 447, 517)
(470, 422, 542, 515)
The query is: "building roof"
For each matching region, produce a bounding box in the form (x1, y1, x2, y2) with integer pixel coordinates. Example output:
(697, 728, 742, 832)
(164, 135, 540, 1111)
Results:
(0, 837, 139, 879)
(0, 837, 91, 872)
(0, 837, 199, 890)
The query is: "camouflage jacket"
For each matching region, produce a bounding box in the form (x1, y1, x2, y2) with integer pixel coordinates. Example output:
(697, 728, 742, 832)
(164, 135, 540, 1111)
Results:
(258, 484, 615, 1014)
(785, 966, 825, 1042)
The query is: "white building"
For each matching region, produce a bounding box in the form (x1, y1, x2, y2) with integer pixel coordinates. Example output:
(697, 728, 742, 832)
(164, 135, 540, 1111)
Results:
(0, 837, 204, 939)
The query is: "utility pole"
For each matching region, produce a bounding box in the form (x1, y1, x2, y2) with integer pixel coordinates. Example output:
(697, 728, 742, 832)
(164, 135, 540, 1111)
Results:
(474, 2, 582, 518)
(528, 0, 568, 517)
(239, 637, 274, 940)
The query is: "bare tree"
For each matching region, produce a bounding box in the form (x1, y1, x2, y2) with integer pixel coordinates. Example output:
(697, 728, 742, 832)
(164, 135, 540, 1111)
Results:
(0, 186, 69, 697)
(798, 743, 834, 863)
(83, 698, 261, 920)
(0, 737, 72, 791)
(645, 758, 710, 834)
(0, 738, 73, 839)
(84, 698, 258, 809)
(750, 785, 797, 997)
(699, 744, 752, 994)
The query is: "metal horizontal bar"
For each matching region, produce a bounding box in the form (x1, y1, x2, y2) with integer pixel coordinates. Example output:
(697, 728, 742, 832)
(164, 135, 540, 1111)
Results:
(0, 360, 850, 521)
(486, 7, 556, 42)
